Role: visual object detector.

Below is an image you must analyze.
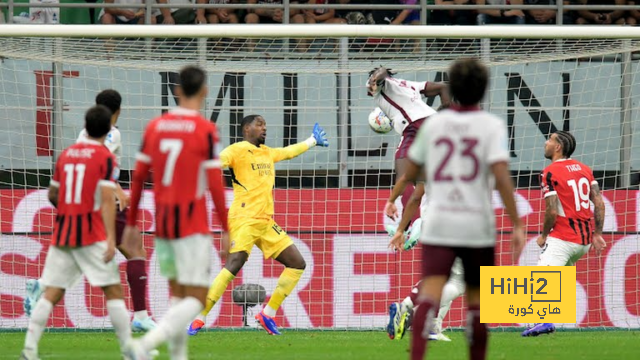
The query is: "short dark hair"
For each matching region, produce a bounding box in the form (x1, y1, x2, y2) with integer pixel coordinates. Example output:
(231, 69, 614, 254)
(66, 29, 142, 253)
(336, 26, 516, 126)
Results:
(95, 89, 121, 114)
(179, 65, 206, 97)
(368, 66, 396, 78)
(85, 105, 112, 138)
(241, 115, 262, 131)
(554, 131, 576, 158)
(448, 58, 489, 106)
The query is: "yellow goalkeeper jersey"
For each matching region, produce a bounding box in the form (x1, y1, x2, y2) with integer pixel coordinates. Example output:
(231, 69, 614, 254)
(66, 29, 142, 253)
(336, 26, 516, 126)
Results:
(220, 140, 310, 221)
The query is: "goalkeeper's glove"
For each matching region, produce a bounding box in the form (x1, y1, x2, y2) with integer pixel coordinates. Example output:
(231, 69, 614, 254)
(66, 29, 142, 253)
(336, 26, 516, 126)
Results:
(312, 122, 329, 147)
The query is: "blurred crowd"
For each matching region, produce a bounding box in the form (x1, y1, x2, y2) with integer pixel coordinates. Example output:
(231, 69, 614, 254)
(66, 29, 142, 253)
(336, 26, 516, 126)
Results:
(0, 0, 637, 26)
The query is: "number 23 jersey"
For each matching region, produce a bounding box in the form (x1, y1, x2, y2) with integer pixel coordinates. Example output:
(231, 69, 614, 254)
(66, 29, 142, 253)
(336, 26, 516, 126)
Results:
(541, 159, 597, 245)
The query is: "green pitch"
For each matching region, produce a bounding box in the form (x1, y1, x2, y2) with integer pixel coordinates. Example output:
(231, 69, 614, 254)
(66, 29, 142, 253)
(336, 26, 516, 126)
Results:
(1, 330, 639, 359)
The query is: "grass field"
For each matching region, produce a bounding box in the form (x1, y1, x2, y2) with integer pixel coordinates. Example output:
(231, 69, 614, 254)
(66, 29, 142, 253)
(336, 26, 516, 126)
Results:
(3, 330, 640, 360)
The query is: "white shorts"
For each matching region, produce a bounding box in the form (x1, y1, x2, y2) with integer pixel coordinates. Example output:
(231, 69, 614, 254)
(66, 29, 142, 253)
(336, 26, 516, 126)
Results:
(40, 242, 120, 289)
(155, 234, 212, 288)
(537, 236, 591, 266)
(29, 0, 60, 24)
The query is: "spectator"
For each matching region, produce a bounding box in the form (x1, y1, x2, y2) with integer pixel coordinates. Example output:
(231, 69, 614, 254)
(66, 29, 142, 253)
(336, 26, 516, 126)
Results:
(100, 0, 155, 24)
(525, 0, 573, 24)
(304, 0, 347, 24)
(245, 0, 305, 24)
(430, 0, 476, 25)
(390, 0, 421, 25)
(206, 0, 239, 24)
(575, 0, 625, 25)
(477, 0, 526, 24)
(156, 0, 202, 24)
(626, 0, 640, 25)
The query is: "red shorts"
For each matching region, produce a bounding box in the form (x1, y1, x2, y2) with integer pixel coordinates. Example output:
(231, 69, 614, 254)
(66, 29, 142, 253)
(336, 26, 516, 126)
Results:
(115, 208, 128, 247)
(395, 117, 426, 160)
(422, 244, 494, 287)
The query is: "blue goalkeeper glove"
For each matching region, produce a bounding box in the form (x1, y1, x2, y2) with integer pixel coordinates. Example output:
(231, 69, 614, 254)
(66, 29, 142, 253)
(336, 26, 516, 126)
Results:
(312, 123, 329, 147)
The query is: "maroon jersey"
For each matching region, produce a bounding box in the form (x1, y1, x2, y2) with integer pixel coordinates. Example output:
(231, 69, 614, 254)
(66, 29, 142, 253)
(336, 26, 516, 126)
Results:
(540, 158, 597, 245)
(50, 138, 118, 247)
(129, 108, 226, 239)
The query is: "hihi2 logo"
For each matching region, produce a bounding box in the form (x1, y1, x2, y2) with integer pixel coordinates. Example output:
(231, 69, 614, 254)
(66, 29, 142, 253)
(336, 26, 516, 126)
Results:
(480, 267, 576, 323)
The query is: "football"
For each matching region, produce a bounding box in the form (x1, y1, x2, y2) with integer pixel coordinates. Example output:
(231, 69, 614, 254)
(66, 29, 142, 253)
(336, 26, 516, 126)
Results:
(368, 107, 393, 134)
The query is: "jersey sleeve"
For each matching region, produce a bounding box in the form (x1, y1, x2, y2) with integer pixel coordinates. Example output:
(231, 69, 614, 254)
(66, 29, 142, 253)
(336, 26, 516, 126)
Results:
(135, 125, 153, 165)
(50, 156, 62, 188)
(76, 129, 87, 144)
(407, 80, 429, 95)
(99, 153, 118, 189)
(219, 145, 234, 169)
(540, 167, 557, 198)
(202, 124, 222, 169)
(270, 142, 310, 163)
(105, 128, 121, 155)
(486, 118, 510, 165)
(408, 123, 428, 166)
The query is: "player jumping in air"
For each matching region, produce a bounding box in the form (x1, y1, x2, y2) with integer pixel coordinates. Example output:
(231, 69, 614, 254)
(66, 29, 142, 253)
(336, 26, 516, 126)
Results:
(521, 131, 606, 337)
(187, 115, 329, 336)
(385, 181, 465, 342)
(24, 89, 157, 332)
(390, 58, 525, 360)
(367, 66, 450, 246)
(21, 105, 132, 360)
(123, 66, 230, 360)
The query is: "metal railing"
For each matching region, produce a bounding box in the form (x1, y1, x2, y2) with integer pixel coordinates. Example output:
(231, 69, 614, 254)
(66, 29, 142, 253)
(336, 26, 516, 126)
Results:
(0, 1, 639, 25)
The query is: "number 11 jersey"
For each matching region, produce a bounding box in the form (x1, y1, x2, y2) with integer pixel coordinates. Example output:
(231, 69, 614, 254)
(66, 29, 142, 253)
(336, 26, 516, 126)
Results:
(541, 158, 597, 245)
(408, 107, 510, 248)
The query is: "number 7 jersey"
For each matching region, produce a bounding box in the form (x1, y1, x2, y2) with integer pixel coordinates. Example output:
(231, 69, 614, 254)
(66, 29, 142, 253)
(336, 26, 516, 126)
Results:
(540, 158, 597, 245)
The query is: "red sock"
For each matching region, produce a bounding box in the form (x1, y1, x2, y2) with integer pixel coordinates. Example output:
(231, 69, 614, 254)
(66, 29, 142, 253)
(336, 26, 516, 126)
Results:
(401, 183, 420, 226)
(467, 305, 488, 360)
(411, 298, 435, 360)
(126, 258, 148, 312)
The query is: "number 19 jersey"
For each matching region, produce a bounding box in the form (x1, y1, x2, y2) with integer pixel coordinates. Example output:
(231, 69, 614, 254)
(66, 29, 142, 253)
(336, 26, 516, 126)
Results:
(408, 107, 510, 248)
(540, 159, 596, 245)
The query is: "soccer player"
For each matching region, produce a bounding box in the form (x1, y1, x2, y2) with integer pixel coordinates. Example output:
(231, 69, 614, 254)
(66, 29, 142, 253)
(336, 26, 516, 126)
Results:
(521, 131, 606, 337)
(24, 89, 157, 332)
(122, 65, 229, 360)
(367, 67, 450, 237)
(187, 115, 329, 336)
(390, 58, 526, 360)
(21, 105, 132, 360)
(384, 181, 465, 342)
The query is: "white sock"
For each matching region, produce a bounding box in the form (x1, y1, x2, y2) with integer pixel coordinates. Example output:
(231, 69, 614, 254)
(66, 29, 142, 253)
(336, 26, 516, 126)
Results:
(263, 305, 277, 318)
(168, 297, 188, 360)
(134, 310, 150, 320)
(141, 297, 203, 352)
(401, 296, 414, 313)
(107, 299, 132, 351)
(434, 280, 466, 332)
(24, 298, 53, 354)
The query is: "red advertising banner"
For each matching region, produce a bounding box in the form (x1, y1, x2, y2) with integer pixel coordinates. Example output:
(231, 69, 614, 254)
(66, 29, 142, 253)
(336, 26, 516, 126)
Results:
(1, 189, 639, 329)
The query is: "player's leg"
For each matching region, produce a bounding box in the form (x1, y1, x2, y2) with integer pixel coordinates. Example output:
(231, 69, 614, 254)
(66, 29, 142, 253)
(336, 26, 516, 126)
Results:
(395, 157, 420, 225)
(430, 258, 466, 341)
(388, 280, 420, 340)
(23, 246, 80, 359)
(411, 245, 456, 360)
(116, 208, 156, 332)
(522, 237, 571, 337)
(24, 277, 45, 317)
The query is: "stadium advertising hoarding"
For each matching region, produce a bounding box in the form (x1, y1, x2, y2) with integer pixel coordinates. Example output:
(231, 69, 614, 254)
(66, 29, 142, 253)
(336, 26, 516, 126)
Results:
(0, 60, 636, 172)
(1, 189, 639, 329)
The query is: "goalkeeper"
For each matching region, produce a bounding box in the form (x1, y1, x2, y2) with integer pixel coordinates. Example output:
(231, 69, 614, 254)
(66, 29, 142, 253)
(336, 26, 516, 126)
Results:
(188, 115, 329, 336)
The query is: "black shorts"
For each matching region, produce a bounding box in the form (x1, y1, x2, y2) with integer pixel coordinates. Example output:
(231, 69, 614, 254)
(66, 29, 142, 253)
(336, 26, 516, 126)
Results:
(422, 244, 494, 287)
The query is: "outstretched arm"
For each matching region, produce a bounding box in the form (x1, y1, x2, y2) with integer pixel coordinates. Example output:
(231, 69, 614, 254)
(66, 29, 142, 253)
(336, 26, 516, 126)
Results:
(271, 123, 329, 163)
(423, 82, 451, 109)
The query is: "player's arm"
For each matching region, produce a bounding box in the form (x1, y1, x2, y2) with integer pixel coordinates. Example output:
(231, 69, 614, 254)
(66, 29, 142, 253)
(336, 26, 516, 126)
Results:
(589, 181, 606, 254)
(271, 123, 329, 163)
(204, 128, 230, 258)
(541, 194, 558, 242)
(384, 171, 425, 221)
(100, 157, 118, 263)
(422, 82, 451, 109)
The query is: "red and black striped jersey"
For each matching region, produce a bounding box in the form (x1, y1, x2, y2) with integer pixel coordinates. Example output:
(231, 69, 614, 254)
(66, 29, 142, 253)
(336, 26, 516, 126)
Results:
(50, 138, 118, 247)
(541, 158, 597, 245)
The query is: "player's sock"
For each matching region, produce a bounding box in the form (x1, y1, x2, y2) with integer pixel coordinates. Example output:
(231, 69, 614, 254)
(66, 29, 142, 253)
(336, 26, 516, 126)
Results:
(126, 258, 149, 317)
(168, 297, 188, 360)
(435, 281, 466, 331)
(467, 304, 488, 360)
(106, 299, 132, 351)
(24, 298, 53, 354)
(141, 297, 203, 352)
(401, 183, 420, 224)
(202, 268, 235, 316)
(401, 296, 414, 313)
(411, 297, 436, 360)
(265, 268, 304, 316)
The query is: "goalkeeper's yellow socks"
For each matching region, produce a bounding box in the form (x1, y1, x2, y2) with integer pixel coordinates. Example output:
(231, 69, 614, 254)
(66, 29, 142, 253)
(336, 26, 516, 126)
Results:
(201, 268, 235, 317)
(263, 268, 304, 317)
